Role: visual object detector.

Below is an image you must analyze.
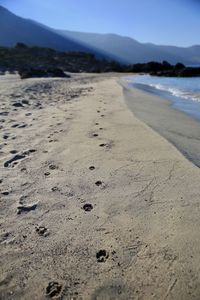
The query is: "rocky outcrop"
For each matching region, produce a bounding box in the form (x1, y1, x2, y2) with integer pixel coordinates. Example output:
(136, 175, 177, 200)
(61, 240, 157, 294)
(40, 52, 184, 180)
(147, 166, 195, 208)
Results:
(0, 44, 125, 74)
(18, 68, 70, 79)
(150, 67, 200, 77)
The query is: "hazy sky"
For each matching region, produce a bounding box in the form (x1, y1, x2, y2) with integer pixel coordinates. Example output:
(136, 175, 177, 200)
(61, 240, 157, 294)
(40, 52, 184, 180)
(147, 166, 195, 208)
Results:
(1, 0, 200, 46)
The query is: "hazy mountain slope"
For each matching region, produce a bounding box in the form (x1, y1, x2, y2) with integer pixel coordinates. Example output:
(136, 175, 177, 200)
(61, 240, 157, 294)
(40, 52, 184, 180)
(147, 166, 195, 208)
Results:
(58, 30, 200, 64)
(57, 30, 181, 64)
(0, 6, 97, 54)
(145, 43, 200, 65)
(1, 5, 200, 64)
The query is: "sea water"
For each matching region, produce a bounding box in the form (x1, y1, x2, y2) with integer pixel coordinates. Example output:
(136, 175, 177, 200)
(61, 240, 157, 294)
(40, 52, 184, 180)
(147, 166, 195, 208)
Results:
(126, 75, 200, 121)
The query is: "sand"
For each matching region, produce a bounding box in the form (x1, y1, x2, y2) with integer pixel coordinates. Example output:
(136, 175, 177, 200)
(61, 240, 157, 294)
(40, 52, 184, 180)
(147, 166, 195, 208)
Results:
(122, 80, 200, 168)
(1, 73, 200, 300)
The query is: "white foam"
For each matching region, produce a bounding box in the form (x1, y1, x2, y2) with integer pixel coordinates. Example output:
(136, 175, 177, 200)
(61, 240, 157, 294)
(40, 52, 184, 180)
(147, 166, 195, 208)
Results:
(149, 83, 200, 102)
(126, 75, 200, 103)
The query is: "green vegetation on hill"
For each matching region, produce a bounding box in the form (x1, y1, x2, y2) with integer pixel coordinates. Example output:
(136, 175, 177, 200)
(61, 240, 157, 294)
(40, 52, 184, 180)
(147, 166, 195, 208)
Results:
(0, 43, 124, 73)
(1, 44, 200, 78)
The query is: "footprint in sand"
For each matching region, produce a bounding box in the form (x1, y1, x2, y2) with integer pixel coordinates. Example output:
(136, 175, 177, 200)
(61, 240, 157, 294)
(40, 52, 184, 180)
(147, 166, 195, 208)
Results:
(99, 143, 106, 147)
(11, 124, 19, 128)
(23, 149, 37, 155)
(3, 134, 9, 140)
(46, 281, 62, 298)
(22, 99, 29, 105)
(35, 225, 49, 237)
(49, 164, 59, 170)
(44, 172, 50, 176)
(82, 203, 93, 212)
(95, 180, 103, 186)
(99, 142, 113, 150)
(51, 186, 60, 192)
(96, 250, 109, 263)
(89, 166, 95, 170)
(10, 150, 18, 154)
(49, 139, 58, 143)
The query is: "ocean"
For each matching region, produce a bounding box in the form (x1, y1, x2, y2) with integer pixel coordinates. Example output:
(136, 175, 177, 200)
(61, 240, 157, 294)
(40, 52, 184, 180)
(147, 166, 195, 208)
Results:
(126, 75, 200, 121)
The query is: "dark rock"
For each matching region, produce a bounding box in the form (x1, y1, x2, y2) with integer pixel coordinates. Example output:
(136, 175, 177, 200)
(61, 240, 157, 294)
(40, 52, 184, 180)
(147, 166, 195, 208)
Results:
(174, 62, 185, 70)
(4, 154, 26, 168)
(17, 203, 37, 214)
(18, 68, 70, 79)
(1, 191, 9, 196)
(151, 66, 200, 77)
(12, 102, 23, 107)
(22, 99, 29, 105)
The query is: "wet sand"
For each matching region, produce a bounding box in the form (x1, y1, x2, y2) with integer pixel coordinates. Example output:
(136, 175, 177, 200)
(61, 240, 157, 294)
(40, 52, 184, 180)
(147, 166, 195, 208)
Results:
(1, 73, 200, 299)
(122, 79, 200, 168)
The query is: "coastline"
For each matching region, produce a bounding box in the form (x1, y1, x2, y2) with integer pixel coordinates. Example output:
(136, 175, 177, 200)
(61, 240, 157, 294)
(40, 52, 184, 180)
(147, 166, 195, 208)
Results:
(1, 74, 200, 299)
(125, 76, 200, 122)
(121, 78, 200, 168)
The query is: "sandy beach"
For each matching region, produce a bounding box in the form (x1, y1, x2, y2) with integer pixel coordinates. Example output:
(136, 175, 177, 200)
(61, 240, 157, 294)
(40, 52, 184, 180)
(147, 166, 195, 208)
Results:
(122, 79, 200, 168)
(1, 73, 200, 300)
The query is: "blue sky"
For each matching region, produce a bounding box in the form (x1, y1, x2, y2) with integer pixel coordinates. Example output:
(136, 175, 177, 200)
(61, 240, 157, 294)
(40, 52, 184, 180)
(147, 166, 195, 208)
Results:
(1, 0, 200, 46)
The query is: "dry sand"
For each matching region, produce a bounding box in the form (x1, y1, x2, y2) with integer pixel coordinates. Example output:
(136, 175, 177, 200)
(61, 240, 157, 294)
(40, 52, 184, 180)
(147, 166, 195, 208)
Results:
(0, 73, 200, 300)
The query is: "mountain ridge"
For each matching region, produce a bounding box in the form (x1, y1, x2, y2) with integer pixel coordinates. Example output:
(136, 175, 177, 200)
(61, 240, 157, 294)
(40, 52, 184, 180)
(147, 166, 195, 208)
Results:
(1, 5, 200, 64)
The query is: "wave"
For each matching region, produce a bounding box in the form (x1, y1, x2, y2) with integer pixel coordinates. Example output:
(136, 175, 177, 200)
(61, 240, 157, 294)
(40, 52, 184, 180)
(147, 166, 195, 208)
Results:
(148, 83, 200, 102)
(126, 75, 200, 122)
(126, 75, 200, 103)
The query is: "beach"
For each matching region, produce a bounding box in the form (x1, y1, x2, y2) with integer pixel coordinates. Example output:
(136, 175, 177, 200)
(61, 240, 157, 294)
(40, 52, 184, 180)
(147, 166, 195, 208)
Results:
(1, 73, 200, 299)
(122, 79, 200, 168)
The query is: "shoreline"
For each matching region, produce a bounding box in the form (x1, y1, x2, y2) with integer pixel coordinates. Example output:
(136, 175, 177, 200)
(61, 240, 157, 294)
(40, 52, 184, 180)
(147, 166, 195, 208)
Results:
(121, 78, 200, 168)
(1, 74, 200, 299)
(126, 76, 200, 122)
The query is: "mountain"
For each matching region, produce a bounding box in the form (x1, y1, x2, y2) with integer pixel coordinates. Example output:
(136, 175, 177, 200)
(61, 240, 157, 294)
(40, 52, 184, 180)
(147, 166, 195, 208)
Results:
(1, 5, 200, 65)
(0, 5, 106, 58)
(57, 30, 200, 64)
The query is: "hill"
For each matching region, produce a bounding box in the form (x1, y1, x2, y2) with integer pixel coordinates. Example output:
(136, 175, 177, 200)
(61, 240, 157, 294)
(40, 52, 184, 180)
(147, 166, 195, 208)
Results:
(1, 5, 200, 65)
(0, 5, 107, 59)
(58, 30, 200, 64)
(0, 44, 124, 73)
